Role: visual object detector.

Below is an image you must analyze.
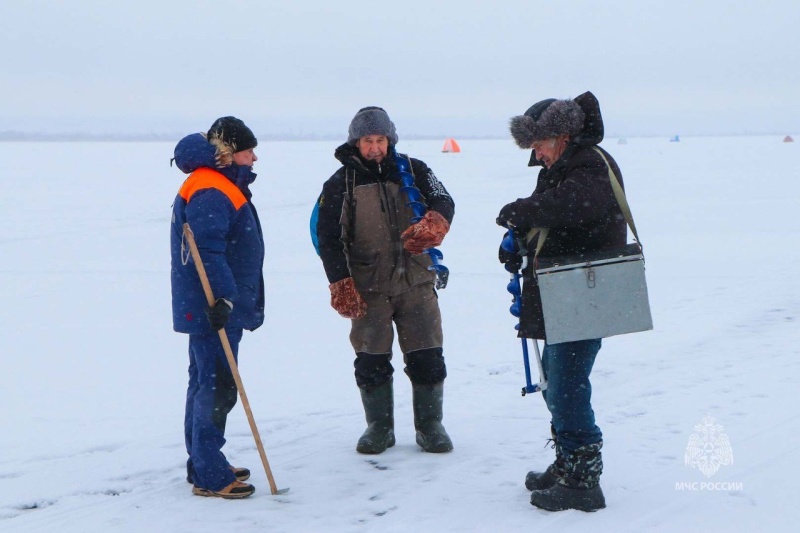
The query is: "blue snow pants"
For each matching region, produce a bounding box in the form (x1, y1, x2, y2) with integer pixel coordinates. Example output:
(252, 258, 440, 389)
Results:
(184, 327, 243, 491)
(541, 339, 603, 453)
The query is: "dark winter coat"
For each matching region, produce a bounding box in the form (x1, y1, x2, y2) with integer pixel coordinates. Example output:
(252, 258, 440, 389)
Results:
(497, 92, 627, 339)
(316, 143, 454, 296)
(170, 133, 265, 334)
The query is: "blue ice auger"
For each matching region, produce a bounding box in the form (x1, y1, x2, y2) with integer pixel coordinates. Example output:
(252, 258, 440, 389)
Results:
(393, 147, 449, 289)
(501, 228, 547, 396)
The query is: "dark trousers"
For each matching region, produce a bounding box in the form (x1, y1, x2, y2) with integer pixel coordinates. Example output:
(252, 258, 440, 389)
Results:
(184, 327, 242, 491)
(541, 339, 603, 453)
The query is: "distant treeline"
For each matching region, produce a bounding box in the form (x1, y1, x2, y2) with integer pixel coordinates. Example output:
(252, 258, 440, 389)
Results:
(3, 130, 792, 142)
(0, 131, 177, 142)
(0, 131, 508, 142)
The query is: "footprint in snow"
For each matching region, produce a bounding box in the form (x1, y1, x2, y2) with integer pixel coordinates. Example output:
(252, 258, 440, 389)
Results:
(366, 460, 388, 471)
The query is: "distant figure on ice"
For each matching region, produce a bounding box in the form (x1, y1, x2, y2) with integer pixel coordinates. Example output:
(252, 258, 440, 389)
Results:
(496, 92, 626, 512)
(170, 117, 264, 499)
(314, 107, 455, 454)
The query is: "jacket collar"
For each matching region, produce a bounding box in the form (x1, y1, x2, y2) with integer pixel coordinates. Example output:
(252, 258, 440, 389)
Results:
(335, 142, 397, 181)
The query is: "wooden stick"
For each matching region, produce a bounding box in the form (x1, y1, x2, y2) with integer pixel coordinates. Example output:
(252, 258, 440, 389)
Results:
(183, 223, 282, 495)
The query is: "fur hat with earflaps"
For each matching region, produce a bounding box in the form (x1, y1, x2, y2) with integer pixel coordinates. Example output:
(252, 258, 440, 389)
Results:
(206, 116, 258, 167)
(347, 106, 399, 146)
(509, 98, 585, 149)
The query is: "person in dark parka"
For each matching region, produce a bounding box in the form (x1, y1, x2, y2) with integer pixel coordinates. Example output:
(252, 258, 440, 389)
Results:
(496, 92, 626, 512)
(170, 117, 264, 499)
(315, 107, 455, 455)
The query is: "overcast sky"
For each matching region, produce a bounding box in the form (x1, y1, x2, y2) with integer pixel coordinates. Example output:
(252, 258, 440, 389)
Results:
(1, 0, 798, 138)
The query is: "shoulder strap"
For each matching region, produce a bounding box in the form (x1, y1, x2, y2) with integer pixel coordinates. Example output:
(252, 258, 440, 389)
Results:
(345, 167, 356, 247)
(345, 167, 354, 197)
(591, 146, 642, 247)
(406, 155, 415, 178)
(526, 227, 549, 259)
(346, 167, 357, 204)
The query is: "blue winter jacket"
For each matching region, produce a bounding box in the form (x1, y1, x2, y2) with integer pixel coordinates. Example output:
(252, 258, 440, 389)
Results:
(170, 133, 265, 334)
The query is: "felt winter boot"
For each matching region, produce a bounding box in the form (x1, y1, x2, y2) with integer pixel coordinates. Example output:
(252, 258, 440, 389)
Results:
(412, 382, 453, 453)
(525, 425, 565, 490)
(356, 380, 395, 454)
(530, 442, 605, 512)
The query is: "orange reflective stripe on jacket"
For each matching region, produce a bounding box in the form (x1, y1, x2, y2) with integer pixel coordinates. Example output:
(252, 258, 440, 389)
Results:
(179, 167, 247, 210)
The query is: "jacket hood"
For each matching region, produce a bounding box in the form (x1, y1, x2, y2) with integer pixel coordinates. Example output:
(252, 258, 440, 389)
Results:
(173, 133, 218, 174)
(173, 132, 257, 193)
(571, 91, 604, 147)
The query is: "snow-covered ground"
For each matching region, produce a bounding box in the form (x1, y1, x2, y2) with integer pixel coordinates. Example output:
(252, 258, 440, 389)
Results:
(1, 136, 798, 532)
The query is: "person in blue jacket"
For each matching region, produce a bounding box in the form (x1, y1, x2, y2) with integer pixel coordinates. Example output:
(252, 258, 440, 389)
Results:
(170, 117, 264, 499)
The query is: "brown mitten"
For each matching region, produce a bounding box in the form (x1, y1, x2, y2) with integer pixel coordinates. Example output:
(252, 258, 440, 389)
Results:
(401, 210, 450, 255)
(329, 277, 367, 319)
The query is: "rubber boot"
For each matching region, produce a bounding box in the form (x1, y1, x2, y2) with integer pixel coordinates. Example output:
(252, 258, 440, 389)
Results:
(530, 442, 606, 512)
(525, 424, 565, 490)
(412, 382, 453, 453)
(356, 380, 395, 454)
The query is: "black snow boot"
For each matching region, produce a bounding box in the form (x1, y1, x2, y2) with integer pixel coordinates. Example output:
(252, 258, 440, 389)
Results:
(530, 441, 606, 512)
(356, 380, 395, 454)
(412, 382, 453, 453)
(525, 425, 565, 491)
(525, 462, 564, 491)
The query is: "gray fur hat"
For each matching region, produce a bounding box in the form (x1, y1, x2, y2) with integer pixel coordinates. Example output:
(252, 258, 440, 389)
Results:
(509, 98, 585, 148)
(347, 106, 399, 146)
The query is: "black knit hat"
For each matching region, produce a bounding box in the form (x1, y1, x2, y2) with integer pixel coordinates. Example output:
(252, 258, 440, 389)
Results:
(509, 98, 585, 149)
(207, 116, 258, 153)
(347, 106, 398, 146)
